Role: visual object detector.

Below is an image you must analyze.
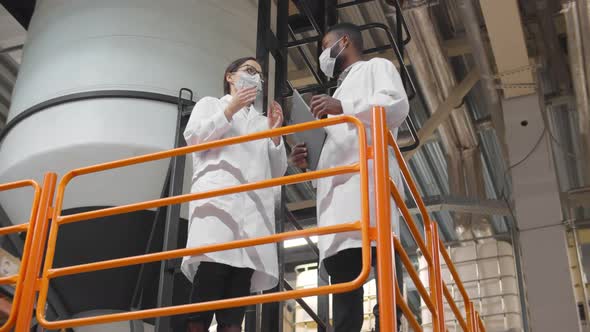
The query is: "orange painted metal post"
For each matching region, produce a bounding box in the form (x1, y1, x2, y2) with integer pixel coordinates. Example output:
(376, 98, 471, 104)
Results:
(442, 283, 468, 331)
(15, 173, 57, 332)
(0, 180, 41, 332)
(477, 312, 486, 332)
(428, 223, 445, 332)
(372, 106, 396, 332)
(467, 302, 478, 332)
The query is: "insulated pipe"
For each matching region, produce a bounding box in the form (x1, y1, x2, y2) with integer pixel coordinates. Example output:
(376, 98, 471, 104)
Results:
(456, 0, 507, 161)
(404, 3, 490, 239)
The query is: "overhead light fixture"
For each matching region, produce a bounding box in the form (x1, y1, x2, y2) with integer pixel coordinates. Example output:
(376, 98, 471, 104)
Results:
(283, 236, 318, 248)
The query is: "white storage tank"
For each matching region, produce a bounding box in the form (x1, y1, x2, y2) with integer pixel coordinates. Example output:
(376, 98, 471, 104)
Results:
(419, 240, 523, 332)
(0, 0, 258, 224)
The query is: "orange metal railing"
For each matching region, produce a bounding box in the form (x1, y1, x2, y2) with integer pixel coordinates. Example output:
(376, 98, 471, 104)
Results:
(387, 113, 487, 331)
(0, 179, 41, 332)
(26, 115, 373, 330)
(11, 106, 488, 331)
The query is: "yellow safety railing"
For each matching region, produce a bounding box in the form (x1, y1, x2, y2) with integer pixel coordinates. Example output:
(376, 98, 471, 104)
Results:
(0, 179, 41, 332)
(11, 107, 487, 331)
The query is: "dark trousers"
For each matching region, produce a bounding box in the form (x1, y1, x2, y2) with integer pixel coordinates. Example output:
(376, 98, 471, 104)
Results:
(323, 248, 403, 332)
(188, 261, 254, 328)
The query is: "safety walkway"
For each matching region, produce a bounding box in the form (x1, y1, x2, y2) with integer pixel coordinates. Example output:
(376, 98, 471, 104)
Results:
(1, 107, 485, 331)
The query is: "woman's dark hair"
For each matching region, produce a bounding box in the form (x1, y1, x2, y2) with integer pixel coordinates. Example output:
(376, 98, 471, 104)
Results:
(223, 56, 257, 95)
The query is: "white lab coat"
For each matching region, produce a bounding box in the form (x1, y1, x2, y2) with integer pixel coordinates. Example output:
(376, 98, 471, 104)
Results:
(181, 95, 288, 292)
(317, 57, 409, 262)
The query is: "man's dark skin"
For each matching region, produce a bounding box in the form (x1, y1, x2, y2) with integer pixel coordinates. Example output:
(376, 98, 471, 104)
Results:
(289, 31, 364, 167)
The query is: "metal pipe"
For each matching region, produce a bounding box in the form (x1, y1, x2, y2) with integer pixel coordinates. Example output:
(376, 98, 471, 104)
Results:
(456, 0, 507, 158)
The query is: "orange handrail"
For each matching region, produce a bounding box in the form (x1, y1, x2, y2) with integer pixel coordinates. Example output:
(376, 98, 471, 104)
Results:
(395, 280, 423, 332)
(393, 236, 437, 314)
(477, 313, 486, 332)
(0, 179, 41, 332)
(443, 282, 469, 331)
(8, 106, 490, 331)
(387, 127, 486, 331)
(29, 115, 373, 330)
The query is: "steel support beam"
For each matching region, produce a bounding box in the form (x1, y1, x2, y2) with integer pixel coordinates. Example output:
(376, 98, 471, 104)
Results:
(404, 69, 481, 160)
(407, 196, 510, 217)
(457, 0, 507, 159)
(479, 0, 535, 98)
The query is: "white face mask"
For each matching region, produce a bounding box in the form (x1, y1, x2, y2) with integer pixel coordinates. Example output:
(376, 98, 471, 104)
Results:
(319, 37, 345, 78)
(235, 71, 264, 113)
(235, 72, 263, 92)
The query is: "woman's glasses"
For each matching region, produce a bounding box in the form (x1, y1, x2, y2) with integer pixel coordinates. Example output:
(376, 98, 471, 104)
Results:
(237, 65, 263, 76)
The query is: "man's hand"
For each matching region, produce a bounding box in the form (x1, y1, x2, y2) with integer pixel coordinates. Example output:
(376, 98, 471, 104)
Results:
(268, 101, 284, 146)
(310, 94, 344, 119)
(289, 143, 308, 169)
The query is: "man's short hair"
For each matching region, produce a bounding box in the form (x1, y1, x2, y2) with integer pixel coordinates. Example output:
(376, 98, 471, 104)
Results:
(326, 23, 363, 51)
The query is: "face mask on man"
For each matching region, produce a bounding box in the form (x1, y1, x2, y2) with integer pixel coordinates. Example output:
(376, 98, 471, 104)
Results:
(319, 36, 345, 78)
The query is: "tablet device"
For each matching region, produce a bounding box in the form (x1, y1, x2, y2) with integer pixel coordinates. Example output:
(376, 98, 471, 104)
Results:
(287, 90, 327, 170)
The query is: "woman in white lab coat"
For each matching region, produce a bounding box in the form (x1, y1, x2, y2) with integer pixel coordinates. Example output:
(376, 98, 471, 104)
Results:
(182, 57, 287, 332)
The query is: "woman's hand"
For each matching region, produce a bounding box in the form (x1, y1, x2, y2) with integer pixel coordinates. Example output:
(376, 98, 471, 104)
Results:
(268, 101, 284, 146)
(225, 87, 257, 121)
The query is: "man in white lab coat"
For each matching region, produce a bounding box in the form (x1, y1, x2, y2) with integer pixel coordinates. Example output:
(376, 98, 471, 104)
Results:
(290, 23, 409, 332)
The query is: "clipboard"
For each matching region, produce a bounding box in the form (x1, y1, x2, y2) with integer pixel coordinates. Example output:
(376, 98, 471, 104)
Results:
(287, 90, 327, 170)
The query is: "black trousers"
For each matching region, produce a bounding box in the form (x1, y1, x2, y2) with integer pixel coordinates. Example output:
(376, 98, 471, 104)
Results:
(323, 248, 403, 332)
(187, 261, 254, 328)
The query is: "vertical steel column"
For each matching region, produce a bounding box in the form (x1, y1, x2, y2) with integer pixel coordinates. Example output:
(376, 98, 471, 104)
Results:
(317, 3, 336, 330)
(155, 105, 187, 332)
(256, 0, 271, 116)
(273, 1, 289, 330)
(252, 1, 272, 331)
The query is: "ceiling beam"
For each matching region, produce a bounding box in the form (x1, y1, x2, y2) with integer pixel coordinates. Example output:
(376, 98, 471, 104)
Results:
(479, 0, 536, 98)
(404, 69, 481, 160)
(407, 196, 511, 217)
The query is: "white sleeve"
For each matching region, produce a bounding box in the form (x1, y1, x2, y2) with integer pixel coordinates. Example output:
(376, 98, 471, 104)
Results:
(339, 59, 410, 129)
(267, 137, 288, 178)
(183, 97, 232, 146)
